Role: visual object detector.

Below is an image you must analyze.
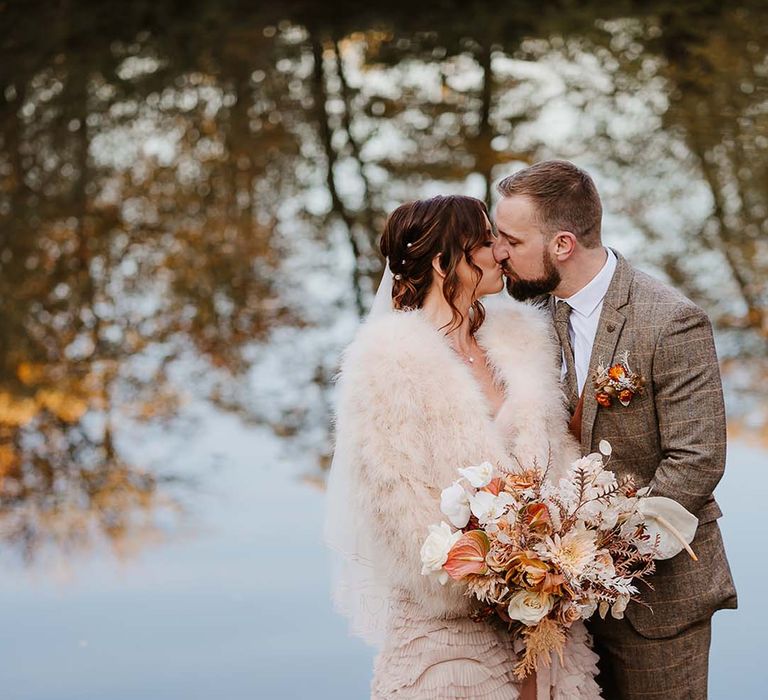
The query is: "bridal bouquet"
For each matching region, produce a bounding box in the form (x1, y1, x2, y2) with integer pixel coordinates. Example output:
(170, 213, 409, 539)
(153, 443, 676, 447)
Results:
(419, 442, 698, 678)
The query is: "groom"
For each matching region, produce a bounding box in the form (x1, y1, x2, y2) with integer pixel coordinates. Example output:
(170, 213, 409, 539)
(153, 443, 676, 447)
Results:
(492, 160, 737, 699)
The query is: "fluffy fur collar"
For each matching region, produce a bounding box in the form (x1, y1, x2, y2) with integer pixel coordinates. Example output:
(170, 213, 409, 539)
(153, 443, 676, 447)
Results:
(343, 297, 577, 478)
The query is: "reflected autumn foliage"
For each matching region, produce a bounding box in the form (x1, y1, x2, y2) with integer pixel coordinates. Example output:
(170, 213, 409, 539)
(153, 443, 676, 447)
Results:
(0, 0, 766, 560)
(0, 360, 182, 562)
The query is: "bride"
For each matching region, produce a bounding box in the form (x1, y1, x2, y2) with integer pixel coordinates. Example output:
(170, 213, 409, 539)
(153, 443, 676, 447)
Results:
(326, 195, 602, 699)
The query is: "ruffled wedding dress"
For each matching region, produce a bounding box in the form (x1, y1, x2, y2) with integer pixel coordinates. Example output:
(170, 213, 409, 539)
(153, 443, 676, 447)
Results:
(371, 595, 600, 699)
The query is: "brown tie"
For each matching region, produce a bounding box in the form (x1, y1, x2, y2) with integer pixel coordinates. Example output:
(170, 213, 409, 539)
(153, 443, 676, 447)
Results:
(554, 300, 579, 414)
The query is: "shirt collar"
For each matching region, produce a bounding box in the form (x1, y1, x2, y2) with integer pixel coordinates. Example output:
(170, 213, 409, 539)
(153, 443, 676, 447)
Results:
(556, 248, 617, 318)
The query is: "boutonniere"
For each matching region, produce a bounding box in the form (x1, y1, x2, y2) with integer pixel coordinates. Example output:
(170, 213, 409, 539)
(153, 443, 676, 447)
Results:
(593, 350, 646, 408)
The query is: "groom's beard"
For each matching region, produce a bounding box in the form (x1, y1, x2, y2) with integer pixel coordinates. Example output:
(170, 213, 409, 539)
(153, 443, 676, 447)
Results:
(504, 251, 561, 301)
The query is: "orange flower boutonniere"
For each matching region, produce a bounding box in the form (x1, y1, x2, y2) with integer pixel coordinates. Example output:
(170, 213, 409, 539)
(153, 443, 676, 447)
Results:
(593, 350, 646, 408)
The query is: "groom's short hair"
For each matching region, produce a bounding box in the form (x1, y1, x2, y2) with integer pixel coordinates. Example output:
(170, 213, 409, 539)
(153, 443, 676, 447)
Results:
(496, 160, 602, 248)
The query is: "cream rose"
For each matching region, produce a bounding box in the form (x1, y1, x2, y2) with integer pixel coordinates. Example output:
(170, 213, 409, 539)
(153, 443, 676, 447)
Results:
(506, 590, 554, 627)
(420, 522, 462, 585)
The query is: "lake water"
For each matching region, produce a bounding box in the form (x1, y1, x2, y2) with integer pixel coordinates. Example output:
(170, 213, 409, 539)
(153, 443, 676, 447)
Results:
(0, 403, 763, 699)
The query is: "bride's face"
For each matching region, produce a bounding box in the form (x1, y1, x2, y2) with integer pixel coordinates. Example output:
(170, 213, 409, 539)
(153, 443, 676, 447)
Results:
(457, 215, 504, 299)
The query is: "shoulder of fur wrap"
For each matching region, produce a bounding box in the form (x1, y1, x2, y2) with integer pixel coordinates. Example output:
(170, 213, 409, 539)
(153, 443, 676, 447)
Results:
(338, 310, 477, 434)
(341, 310, 449, 385)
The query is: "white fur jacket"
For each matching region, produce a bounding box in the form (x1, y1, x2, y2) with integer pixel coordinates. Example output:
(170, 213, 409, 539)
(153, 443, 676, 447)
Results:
(335, 299, 579, 619)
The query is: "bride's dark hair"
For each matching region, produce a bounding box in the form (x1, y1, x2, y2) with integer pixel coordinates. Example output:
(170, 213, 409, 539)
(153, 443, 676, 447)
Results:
(380, 195, 491, 335)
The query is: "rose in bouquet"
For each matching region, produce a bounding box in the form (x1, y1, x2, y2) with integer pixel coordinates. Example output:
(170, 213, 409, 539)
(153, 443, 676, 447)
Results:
(419, 443, 698, 678)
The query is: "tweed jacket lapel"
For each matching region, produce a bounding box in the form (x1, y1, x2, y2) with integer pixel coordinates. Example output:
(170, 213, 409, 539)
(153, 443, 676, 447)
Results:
(546, 295, 563, 367)
(580, 250, 633, 450)
(548, 250, 634, 452)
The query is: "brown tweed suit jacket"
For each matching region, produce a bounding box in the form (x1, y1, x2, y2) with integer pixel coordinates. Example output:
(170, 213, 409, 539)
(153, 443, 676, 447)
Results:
(550, 251, 737, 638)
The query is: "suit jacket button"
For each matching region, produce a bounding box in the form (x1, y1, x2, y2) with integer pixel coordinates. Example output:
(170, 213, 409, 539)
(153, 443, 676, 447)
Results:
(607, 324, 616, 332)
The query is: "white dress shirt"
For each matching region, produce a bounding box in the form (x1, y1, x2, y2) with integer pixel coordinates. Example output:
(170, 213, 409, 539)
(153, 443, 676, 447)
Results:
(555, 249, 617, 395)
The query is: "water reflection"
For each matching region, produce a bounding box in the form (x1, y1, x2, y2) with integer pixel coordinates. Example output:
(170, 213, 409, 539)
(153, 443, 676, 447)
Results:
(0, 1, 766, 565)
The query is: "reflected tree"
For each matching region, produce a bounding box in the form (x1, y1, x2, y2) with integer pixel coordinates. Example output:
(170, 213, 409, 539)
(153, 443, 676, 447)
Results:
(0, 0, 766, 548)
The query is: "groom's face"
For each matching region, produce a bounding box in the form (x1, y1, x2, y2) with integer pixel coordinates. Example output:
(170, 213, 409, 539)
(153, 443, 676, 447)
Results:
(492, 195, 561, 301)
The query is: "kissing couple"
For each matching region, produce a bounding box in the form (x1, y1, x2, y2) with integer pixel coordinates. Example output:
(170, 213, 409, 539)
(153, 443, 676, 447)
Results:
(326, 160, 737, 699)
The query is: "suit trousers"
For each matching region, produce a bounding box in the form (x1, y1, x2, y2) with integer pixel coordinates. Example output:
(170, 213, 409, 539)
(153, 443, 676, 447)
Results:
(587, 614, 712, 700)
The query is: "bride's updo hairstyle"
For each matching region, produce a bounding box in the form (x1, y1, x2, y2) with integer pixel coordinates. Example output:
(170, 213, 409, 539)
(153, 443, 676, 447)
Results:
(380, 195, 490, 335)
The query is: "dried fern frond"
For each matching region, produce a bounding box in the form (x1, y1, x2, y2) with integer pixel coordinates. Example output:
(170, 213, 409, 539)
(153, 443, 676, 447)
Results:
(513, 617, 567, 680)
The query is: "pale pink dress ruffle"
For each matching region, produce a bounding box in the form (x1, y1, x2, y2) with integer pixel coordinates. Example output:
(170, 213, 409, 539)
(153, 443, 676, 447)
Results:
(371, 597, 602, 699)
(535, 620, 602, 700)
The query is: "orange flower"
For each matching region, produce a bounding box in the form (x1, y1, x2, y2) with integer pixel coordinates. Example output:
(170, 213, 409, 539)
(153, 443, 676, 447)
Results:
(537, 571, 566, 596)
(618, 389, 633, 406)
(596, 392, 612, 408)
(444, 530, 490, 580)
(507, 551, 546, 585)
(608, 364, 626, 381)
(481, 477, 503, 496)
(504, 471, 537, 491)
(507, 552, 565, 594)
(523, 502, 551, 527)
(557, 602, 582, 626)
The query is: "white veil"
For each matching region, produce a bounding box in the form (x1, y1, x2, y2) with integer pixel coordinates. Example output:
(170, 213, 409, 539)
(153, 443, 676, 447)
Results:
(323, 262, 394, 646)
